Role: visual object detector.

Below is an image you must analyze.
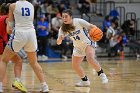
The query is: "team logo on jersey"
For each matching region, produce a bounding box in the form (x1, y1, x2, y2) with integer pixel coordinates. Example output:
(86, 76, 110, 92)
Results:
(68, 30, 80, 37)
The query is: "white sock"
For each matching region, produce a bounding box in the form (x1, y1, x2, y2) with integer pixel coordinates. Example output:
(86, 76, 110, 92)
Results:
(0, 82, 2, 90)
(15, 77, 21, 82)
(41, 82, 47, 86)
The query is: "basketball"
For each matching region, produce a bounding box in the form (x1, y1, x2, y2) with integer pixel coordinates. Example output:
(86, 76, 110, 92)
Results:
(89, 27, 103, 42)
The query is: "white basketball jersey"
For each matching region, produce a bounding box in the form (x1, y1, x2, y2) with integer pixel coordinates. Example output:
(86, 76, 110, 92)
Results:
(13, 1, 34, 31)
(59, 18, 96, 48)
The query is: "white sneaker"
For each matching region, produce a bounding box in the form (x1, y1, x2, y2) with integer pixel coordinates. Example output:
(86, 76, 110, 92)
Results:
(38, 55, 42, 61)
(0, 88, 3, 93)
(42, 55, 48, 61)
(0, 83, 3, 93)
(75, 80, 90, 87)
(62, 55, 68, 60)
(137, 54, 140, 58)
(99, 73, 108, 84)
(40, 84, 49, 93)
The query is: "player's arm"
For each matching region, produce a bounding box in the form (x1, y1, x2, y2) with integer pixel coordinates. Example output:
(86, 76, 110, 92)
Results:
(57, 28, 65, 45)
(57, 35, 64, 45)
(78, 18, 97, 32)
(88, 24, 97, 32)
(7, 3, 15, 34)
(5, 18, 12, 34)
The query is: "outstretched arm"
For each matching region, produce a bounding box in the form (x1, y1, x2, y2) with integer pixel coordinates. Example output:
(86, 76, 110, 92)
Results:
(57, 28, 65, 45)
(57, 35, 64, 45)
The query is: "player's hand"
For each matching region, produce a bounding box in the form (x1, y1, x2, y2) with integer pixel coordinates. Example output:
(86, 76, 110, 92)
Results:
(57, 35, 64, 45)
(59, 35, 64, 40)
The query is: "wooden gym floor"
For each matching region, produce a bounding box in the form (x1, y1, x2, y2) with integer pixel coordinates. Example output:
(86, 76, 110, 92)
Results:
(2, 57, 140, 93)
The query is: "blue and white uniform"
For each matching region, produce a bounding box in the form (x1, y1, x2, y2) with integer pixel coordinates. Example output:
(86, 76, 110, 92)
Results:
(8, 1, 37, 52)
(8, 28, 27, 58)
(58, 18, 96, 57)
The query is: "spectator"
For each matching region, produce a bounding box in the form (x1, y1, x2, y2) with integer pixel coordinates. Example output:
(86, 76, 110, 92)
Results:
(60, 0, 70, 9)
(77, 0, 90, 14)
(116, 32, 128, 59)
(40, 1, 49, 17)
(121, 19, 136, 39)
(58, 2, 67, 15)
(37, 15, 49, 61)
(37, 0, 45, 4)
(106, 21, 119, 57)
(51, 13, 63, 39)
(102, 15, 111, 32)
(109, 9, 119, 20)
(47, 3, 59, 18)
(99, 15, 111, 44)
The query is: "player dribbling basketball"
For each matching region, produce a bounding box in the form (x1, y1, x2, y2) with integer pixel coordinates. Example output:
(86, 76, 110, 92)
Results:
(57, 9, 108, 87)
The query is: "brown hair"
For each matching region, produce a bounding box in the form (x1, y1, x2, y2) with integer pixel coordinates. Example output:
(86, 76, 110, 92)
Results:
(61, 9, 75, 33)
(0, 3, 10, 15)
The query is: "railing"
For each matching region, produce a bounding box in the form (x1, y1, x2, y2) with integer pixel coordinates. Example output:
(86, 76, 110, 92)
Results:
(126, 12, 136, 20)
(95, 0, 105, 16)
(104, 1, 115, 16)
(130, 0, 140, 3)
(95, 0, 116, 16)
(136, 18, 140, 40)
(115, 6, 125, 26)
(126, 12, 137, 40)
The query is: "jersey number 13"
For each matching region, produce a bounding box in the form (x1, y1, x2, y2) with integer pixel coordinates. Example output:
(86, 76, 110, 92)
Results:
(21, 7, 30, 16)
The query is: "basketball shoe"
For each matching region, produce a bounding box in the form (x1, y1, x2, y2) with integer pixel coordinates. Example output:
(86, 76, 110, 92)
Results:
(0, 87, 3, 93)
(40, 84, 49, 93)
(12, 80, 27, 92)
(99, 73, 108, 84)
(75, 80, 90, 87)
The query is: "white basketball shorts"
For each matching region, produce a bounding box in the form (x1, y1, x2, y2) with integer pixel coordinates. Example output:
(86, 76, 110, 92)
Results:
(73, 42, 96, 57)
(8, 29, 37, 52)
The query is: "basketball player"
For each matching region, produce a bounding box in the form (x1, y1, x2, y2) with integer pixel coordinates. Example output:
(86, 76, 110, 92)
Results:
(0, 0, 49, 93)
(57, 9, 108, 87)
(0, 3, 27, 92)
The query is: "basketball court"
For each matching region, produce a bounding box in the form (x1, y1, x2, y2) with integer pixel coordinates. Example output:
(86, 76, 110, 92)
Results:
(2, 57, 140, 93)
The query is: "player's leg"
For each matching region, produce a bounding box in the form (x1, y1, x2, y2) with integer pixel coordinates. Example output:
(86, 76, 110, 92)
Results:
(85, 45, 108, 84)
(72, 56, 85, 78)
(24, 31, 49, 92)
(72, 55, 90, 87)
(11, 54, 27, 92)
(0, 46, 15, 92)
(12, 54, 22, 80)
(26, 51, 49, 92)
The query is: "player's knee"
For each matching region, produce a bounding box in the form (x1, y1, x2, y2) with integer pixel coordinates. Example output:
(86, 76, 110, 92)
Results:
(86, 54, 94, 62)
(30, 61, 43, 71)
(1, 56, 10, 63)
(87, 55, 98, 64)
